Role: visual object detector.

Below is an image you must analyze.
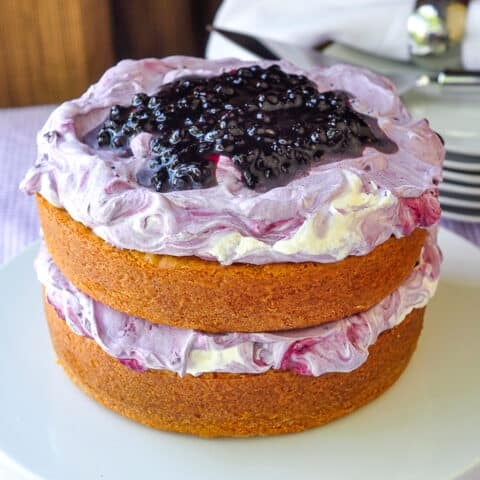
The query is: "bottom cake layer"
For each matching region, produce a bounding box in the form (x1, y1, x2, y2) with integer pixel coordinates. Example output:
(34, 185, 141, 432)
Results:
(45, 297, 424, 437)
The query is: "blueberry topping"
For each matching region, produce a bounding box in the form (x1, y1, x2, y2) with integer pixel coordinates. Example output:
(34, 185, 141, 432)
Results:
(94, 65, 397, 192)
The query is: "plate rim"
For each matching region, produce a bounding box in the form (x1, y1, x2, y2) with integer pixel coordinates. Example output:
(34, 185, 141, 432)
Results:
(444, 159, 480, 173)
(440, 195, 480, 209)
(440, 209, 480, 223)
(443, 170, 480, 186)
(440, 182, 480, 196)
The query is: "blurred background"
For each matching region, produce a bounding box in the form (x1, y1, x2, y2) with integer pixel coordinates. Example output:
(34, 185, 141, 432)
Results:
(0, 0, 221, 107)
(1, 0, 479, 266)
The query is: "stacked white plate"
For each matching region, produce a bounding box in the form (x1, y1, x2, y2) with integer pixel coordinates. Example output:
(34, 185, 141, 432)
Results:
(400, 85, 480, 224)
(440, 150, 480, 222)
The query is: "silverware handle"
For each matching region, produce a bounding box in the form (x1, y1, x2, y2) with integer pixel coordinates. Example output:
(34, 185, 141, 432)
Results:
(437, 69, 480, 86)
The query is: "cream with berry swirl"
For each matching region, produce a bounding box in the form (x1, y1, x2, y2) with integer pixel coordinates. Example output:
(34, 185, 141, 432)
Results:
(21, 56, 443, 265)
(35, 229, 440, 377)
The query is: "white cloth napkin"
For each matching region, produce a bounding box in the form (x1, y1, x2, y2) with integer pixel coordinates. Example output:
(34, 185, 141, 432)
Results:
(206, 0, 480, 69)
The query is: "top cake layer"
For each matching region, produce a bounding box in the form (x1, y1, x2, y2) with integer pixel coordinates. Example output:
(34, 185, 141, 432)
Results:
(21, 57, 443, 265)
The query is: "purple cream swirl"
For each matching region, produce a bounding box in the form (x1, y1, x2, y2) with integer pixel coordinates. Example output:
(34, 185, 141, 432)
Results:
(35, 229, 440, 377)
(21, 57, 443, 265)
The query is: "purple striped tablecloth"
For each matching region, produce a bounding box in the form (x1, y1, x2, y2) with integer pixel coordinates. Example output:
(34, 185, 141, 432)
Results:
(0, 104, 479, 266)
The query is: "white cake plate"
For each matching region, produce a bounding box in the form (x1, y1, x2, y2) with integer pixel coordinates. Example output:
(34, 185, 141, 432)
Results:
(0, 228, 479, 480)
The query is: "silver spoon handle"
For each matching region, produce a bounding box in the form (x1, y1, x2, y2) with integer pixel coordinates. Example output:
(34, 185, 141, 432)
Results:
(437, 69, 480, 86)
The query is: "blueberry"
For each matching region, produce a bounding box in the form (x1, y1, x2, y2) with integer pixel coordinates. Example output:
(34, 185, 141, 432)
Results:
(148, 96, 161, 109)
(94, 64, 397, 192)
(131, 93, 149, 107)
(110, 105, 125, 121)
(97, 129, 112, 147)
(112, 135, 126, 148)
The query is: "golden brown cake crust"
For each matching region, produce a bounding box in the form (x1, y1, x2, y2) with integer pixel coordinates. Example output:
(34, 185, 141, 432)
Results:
(44, 297, 424, 437)
(38, 194, 426, 332)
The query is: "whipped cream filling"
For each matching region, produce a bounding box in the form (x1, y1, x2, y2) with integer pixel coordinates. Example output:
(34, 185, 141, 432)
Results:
(36, 229, 440, 377)
(21, 57, 443, 265)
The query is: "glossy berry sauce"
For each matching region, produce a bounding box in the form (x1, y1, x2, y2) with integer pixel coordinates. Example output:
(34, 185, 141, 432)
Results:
(95, 64, 397, 192)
